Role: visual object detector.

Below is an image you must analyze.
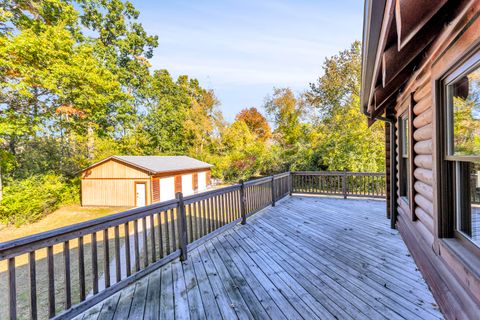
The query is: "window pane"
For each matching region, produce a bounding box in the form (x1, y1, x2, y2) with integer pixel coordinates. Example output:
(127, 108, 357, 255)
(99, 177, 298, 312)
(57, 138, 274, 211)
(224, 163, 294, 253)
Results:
(449, 64, 480, 156)
(400, 115, 409, 201)
(402, 117, 409, 158)
(456, 162, 480, 247)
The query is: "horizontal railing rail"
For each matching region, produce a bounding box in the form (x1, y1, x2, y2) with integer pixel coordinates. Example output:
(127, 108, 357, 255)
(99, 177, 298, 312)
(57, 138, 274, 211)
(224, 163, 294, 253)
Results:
(0, 170, 382, 319)
(0, 200, 180, 260)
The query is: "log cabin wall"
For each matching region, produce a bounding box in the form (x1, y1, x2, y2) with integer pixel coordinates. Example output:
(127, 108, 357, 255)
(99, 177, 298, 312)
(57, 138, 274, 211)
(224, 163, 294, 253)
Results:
(389, 2, 480, 317)
(394, 70, 435, 245)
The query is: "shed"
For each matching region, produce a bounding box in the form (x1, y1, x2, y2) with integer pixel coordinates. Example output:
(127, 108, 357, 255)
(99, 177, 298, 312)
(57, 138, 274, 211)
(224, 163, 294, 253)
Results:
(80, 156, 212, 207)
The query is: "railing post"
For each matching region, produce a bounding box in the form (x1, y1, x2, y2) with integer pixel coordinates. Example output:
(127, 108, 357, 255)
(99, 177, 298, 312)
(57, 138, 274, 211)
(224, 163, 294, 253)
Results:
(342, 170, 347, 199)
(239, 180, 247, 224)
(176, 192, 188, 261)
(8, 257, 16, 320)
(271, 175, 276, 207)
(289, 172, 293, 196)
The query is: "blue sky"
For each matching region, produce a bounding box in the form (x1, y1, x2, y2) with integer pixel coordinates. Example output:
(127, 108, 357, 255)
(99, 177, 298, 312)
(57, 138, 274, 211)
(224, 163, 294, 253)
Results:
(131, 0, 363, 122)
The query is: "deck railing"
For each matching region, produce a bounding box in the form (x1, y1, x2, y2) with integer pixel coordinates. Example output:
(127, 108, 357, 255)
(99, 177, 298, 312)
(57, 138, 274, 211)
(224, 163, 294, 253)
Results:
(0, 171, 381, 319)
(292, 171, 386, 198)
(0, 172, 290, 320)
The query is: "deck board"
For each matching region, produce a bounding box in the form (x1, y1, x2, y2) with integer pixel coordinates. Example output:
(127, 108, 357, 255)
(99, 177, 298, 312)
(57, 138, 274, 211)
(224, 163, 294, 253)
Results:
(77, 196, 443, 319)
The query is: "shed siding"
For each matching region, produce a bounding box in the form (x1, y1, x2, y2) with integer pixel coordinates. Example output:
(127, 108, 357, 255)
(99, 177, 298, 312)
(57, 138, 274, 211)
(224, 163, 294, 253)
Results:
(81, 178, 150, 207)
(81, 162, 211, 206)
(82, 159, 149, 179)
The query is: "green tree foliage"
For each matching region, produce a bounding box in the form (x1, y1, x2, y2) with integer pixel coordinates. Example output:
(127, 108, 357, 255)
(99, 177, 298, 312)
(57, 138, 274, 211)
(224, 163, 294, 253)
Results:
(263, 88, 312, 171)
(307, 41, 385, 171)
(142, 70, 190, 154)
(264, 88, 306, 146)
(0, 174, 78, 226)
(202, 119, 273, 182)
(0, 0, 157, 179)
(142, 71, 222, 156)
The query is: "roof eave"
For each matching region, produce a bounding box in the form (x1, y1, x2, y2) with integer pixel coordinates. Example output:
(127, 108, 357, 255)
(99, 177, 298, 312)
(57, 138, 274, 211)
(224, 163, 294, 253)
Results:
(360, 0, 387, 117)
(80, 156, 213, 175)
(79, 156, 154, 175)
(151, 165, 213, 176)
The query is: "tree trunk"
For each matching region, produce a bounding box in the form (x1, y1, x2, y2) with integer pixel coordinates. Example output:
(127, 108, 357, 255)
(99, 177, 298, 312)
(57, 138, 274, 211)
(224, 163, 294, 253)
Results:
(87, 124, 95, 160)
(0, 166, 3, 201)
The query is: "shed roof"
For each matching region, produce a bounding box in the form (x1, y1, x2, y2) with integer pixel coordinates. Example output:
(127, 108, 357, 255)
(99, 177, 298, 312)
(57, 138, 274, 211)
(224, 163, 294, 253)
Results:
(82, 156, 212, 175)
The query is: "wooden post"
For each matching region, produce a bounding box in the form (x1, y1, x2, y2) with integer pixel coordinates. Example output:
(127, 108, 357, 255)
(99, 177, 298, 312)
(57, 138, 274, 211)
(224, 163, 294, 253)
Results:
(239, 180, 246, 225)
(271, 176, 276, 207)
(8, 257, 16, 320)
(342, 170, 347, 199)
(289, 172, 293, 196)
(176, 192, 188, 261)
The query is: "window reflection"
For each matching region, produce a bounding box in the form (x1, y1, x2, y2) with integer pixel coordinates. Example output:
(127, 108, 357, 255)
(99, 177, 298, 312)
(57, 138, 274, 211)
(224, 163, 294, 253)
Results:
(456, 162, 480, 247)
(448, 62, 480, 248)
(400, 115, 409, 201)
(450, 66, 480, 156)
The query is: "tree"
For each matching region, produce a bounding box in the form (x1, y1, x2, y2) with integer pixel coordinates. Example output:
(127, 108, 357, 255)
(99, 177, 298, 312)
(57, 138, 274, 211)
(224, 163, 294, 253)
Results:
(264, 88, 306, 146)
(205, 120, 272, 181)
(0, 0, 158, 178)
(183, 78, 222, 156)
(142, 70, 190, 154)
(142, 71, 222, 156)
(235, 107, 272, 141)
(308, 41, 385, 172)
(263, 88, 310, 171)
(0, 24, 124, 176)
(308, 41, 361, 119)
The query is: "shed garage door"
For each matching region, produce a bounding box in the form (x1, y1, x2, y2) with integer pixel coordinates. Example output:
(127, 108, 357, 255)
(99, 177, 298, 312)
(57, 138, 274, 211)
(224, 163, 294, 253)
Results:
(198, 172, 207, 191)
(160, 177, 175, 201)
(182, 174, 194, 196)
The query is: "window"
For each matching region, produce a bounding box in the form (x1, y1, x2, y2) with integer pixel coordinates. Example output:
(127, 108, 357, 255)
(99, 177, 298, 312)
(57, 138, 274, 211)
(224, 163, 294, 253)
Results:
(399, 114, 409, 202)
(445, 54, 480, 248)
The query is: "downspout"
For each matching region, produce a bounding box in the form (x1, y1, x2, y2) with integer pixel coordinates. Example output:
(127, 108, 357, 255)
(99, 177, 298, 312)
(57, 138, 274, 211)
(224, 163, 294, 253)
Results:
(363, 108, 398, 229)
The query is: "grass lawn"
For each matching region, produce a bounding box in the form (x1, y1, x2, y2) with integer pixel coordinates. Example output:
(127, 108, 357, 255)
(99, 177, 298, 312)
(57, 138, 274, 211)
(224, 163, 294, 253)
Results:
(0, 205, 131, 243)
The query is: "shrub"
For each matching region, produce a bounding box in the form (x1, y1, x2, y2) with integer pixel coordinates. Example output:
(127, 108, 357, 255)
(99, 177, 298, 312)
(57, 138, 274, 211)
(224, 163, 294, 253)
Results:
(0, 174, 79, 226)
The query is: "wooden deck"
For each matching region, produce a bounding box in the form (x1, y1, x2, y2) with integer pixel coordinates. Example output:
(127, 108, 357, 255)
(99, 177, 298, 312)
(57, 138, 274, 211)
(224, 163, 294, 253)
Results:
(76, 196, 442, 320)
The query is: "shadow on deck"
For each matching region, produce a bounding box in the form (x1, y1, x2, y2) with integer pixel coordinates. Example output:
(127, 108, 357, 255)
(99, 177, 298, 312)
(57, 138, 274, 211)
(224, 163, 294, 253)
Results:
(76, 196, 442, 320)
